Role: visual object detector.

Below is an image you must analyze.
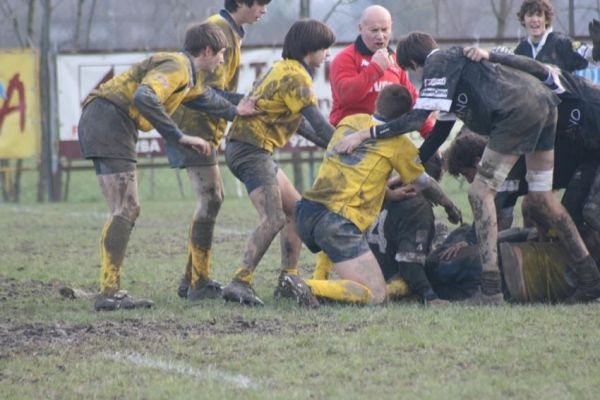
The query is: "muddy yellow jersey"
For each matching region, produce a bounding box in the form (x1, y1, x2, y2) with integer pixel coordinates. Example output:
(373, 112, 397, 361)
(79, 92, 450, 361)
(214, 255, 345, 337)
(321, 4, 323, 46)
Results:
(228, 59, 317, 152)
(172, 11, 243, 146)
(303, 114, 424, 231)
(86, 52, 203, 132)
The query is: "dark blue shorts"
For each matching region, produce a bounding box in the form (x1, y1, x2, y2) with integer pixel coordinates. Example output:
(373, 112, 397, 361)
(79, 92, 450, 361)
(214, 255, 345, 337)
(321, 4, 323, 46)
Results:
(294, 199, 370, 263)
(225, 139, 278, 194)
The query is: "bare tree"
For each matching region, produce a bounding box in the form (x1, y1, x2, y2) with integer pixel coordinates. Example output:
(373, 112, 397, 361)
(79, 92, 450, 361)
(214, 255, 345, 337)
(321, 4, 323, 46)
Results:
(0, 0, 26, 47)
(491, 0, 515, 41)
(431, 0, 441, 36)
(74, 0, 85, 50)
(322, 0, 359, 23)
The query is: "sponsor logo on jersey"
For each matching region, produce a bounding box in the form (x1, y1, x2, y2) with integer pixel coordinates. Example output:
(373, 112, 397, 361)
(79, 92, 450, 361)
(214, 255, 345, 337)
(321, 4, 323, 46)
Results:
(423, 77, 446, 87)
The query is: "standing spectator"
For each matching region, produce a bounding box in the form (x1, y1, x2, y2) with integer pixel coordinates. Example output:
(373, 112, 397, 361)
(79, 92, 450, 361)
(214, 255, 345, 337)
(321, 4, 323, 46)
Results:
(515, 0, 593, 72)
(328, 5, 433, 137)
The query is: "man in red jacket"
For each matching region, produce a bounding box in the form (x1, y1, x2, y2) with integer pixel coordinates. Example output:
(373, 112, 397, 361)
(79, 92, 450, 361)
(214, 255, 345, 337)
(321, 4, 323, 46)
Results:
(328, 5, 433, 137)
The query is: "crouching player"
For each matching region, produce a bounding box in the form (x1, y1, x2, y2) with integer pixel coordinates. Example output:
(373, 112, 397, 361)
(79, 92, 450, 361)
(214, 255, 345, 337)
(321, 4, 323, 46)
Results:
(292, 84, 462, 305)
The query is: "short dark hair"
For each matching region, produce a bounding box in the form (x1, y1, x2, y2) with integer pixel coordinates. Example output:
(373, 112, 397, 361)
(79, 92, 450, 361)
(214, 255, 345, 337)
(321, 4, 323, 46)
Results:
(444, 130, 487, 177)
(517, 0, 554, 28)
(225, 0, 271, 13)
(184, 22, 228, 56)
(375, 84, 412, 121)
(396, 32, 438, 70)
(282, 20, 335, 61)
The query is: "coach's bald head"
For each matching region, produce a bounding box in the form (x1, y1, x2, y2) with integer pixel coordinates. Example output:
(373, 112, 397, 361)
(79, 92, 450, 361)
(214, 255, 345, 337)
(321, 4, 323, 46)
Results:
(358, 5, 392, 53)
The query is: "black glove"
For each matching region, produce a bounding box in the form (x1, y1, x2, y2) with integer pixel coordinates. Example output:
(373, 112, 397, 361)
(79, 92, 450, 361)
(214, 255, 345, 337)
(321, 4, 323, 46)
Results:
(589, 18, 600, 61)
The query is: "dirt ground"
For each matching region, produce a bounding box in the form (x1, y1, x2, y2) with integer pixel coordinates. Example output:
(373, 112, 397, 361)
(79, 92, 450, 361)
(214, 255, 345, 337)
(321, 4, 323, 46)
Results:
(0, 276, 336, 360)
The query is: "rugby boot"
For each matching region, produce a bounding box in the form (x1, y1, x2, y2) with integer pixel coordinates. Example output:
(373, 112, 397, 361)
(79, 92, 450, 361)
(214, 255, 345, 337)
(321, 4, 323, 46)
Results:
(177, 274, 190, 299)
(187, 278, 222, 301)
(94, 290, 155, 311)
(275, 274, 319, 309)
(222, 279, 264, 306)
(461, 287, 504, 306)
(566, 256, 600, 304)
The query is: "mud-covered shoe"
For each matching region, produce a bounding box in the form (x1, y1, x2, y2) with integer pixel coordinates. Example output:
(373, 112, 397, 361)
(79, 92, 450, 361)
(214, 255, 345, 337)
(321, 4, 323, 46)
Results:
(461, 287, 505, 306)
(187, 278, 222, 301)
(94, 291, 155, 311)
(565, 256, 600, 304)
(177, 275, 190, 299)
(277, 274, 319, 309)
(222, 280, 264, 306)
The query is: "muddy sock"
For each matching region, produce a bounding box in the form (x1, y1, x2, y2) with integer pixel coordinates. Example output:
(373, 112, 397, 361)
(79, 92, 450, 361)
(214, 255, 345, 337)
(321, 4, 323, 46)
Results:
(183, 253, 192, 284)
(280, 267, 299, 276)
(305, 279, 373, 304)
(100, 215, 133, 294)
(386, 277, 411, 300)
(312, 252, 333, 279)
(573, 255, 600, 287)
(189, 220, 214, 286)
(233, 268, 254, 285)
(481, 270, 502, 296)
(399, 262, 438, 301)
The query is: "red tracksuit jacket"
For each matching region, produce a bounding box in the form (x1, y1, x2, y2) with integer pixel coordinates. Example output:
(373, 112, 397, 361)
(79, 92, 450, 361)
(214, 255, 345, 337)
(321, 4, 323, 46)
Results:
(329, 36, 434, 137)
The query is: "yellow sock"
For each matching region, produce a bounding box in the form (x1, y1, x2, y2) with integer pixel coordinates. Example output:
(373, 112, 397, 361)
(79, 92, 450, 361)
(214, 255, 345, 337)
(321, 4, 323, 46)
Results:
(190, 247, 211, 287)
(99, 216, 133, 294)
(386, 277, 412, 300)
(234, 268, 254, 285)
(305, 279, 373, 304)
(313, 252, 333, 279)
(281, 267, 299, 276)
(183, 253, 192, 283)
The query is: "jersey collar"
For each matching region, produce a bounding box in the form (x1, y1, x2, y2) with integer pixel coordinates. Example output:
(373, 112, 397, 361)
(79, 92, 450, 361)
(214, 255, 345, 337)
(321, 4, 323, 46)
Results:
(220, 9, 245, 39)
(355, 35, 393, 56)
(183, 52, 197, 87)
(527, 27, 553, 58)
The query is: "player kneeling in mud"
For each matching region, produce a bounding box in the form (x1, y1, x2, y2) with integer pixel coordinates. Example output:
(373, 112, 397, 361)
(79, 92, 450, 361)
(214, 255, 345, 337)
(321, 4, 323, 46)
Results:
(293, 84, 461, 305)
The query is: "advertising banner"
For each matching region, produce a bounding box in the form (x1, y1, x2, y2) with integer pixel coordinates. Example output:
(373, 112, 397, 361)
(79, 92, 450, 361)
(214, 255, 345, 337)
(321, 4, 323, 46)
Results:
(0, 49, 41, 158)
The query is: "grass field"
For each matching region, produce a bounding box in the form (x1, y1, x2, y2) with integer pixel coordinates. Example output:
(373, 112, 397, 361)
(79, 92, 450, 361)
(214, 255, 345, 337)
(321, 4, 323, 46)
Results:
(1, 161, 599, 399)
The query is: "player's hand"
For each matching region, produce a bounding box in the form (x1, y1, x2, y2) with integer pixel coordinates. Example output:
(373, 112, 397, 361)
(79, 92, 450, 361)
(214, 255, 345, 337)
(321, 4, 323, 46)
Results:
(333, 129, 369, 154)
(372, 48, 390, 71)
(589, 19, 600, 61)
(236, 95, 261, 116)
(385, 184, 417, 201)
(438, 241, 468, 261)
(444, 203, 463, 225)
(179, 135, 212, 156)
(463, 46, 490, 62)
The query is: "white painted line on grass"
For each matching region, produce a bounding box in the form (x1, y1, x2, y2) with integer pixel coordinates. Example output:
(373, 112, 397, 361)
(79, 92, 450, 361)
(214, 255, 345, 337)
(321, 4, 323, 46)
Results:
(107, 351, 257, 389)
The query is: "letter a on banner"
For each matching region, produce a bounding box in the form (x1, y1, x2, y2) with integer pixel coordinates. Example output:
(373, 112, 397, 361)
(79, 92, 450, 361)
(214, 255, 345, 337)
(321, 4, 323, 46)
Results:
(0, 49, 41, 158)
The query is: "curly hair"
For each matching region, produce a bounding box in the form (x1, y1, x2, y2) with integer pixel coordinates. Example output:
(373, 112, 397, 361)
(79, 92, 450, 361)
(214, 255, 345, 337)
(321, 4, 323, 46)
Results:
(444, 130, 487, 177)
(516, 0, 554, 28)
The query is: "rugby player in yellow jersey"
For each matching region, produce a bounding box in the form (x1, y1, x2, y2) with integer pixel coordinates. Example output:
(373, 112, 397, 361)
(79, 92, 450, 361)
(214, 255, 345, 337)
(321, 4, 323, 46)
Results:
(78, 23, 257, 311)
(292, 84, 462, 305)
(221, 20, 336, 306)
(167, 0, 271, 303)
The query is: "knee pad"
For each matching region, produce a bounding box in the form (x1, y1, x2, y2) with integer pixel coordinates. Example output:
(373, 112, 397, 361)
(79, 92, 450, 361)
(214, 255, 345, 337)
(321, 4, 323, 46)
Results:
(525, 169, 553, 192)
(474, 159, 512, 191)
